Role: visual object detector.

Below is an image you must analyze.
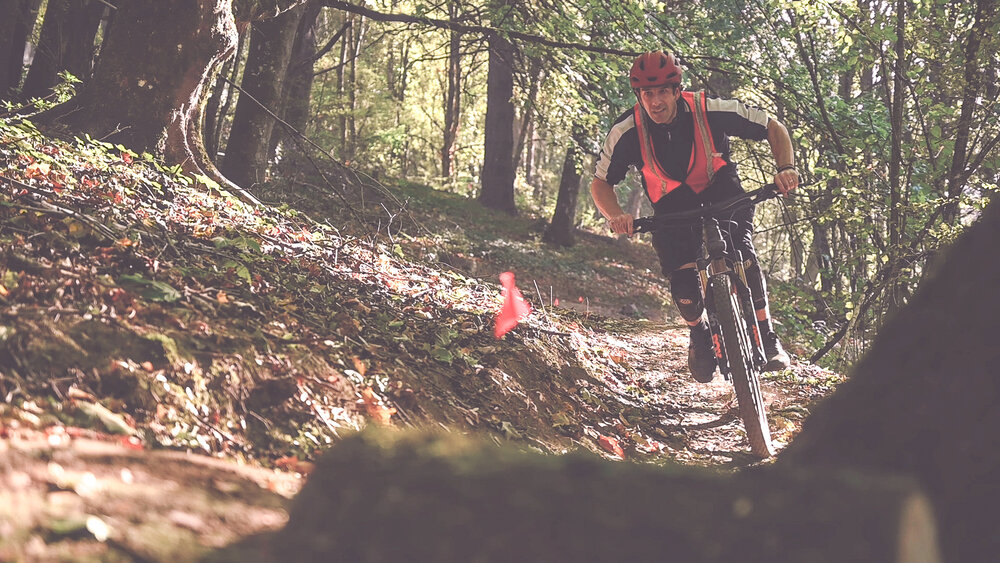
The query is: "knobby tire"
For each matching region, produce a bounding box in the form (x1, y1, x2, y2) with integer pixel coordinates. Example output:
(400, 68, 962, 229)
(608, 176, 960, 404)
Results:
(710, 274, 775, 458)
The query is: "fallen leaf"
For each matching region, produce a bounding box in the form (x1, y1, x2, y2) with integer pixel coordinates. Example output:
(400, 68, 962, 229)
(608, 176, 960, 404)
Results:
(598, 435, 625, 459)
(67, 386, 97, 402)
(75, 401, 134, 435)
(275, 456, 315, 475)
(360, 387, 395, 425)
(168, 510, 205, 531)
(119, 436, 143, 450)
(217, 290, 229, 304)
(86, 515, 110, 542)
(24, 162, 50, 179)
(352, 357, 367, 377)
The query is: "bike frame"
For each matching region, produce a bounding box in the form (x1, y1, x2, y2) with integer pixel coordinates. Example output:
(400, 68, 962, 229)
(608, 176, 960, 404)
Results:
(633, 185, 778, 377)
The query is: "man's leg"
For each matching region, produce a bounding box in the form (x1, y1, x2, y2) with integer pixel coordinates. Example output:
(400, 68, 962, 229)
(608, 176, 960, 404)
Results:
(742, 260, 790, 370)
(670, 266, 717, 382)
(652, 222, 718, 382)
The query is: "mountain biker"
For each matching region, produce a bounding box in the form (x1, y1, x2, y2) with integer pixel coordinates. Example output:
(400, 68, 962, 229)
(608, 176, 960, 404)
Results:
(591, 51, 799, 382)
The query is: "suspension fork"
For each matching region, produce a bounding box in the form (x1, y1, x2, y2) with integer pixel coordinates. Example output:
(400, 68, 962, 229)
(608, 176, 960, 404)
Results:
(699, 217, 732, 378)
(733, 251, 767, 367)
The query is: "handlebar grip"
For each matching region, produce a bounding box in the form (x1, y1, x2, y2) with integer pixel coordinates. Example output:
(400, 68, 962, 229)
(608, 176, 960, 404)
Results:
(632, 217, 654, 234)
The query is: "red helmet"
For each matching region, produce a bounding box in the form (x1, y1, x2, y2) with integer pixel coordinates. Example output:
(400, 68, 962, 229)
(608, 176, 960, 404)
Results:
(629, 51, 682, 89)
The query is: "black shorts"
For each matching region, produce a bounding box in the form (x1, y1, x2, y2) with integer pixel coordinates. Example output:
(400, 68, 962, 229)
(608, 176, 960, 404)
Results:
(648, 183, 758, 274)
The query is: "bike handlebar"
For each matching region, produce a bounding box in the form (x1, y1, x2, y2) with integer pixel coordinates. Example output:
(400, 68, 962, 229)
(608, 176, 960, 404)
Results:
(632, 184, 780, 234)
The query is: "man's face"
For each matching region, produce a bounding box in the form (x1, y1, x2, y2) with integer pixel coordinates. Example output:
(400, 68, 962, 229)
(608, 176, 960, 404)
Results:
(638, 85, 680, 124)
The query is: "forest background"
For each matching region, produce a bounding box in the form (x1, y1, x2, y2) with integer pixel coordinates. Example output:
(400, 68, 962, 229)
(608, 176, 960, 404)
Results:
(1, 1, 999, 560)
(2, 0, 999, 369)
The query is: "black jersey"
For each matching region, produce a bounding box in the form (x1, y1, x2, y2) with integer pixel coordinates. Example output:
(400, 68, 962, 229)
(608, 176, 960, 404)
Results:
(595, 93, 770, 212)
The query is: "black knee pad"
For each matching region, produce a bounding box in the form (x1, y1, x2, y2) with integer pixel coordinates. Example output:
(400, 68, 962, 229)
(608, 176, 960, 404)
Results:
(669, 268, 704, 322)
(744, 261, 769, 312)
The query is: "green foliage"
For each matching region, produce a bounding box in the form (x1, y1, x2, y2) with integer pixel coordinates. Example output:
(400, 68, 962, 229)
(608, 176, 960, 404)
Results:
(1, 71, 80, 116)
(238, 0, 1000, 369)
(117, 274, 182, 302)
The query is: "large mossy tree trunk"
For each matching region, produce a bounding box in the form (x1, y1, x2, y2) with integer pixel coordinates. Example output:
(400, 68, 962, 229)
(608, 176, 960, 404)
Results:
(34, 0, 305, 206)
(478, 31, 516, 215)
(782, 197, 1000, 563)
(19, 0, 104, 99)
(221, 4, 305, 189)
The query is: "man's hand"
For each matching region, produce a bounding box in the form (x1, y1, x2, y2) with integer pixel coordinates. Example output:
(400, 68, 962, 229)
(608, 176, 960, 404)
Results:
(591, 178, 634, 235)
(774, 167, 799, 196)
(607, 213, 635, 236)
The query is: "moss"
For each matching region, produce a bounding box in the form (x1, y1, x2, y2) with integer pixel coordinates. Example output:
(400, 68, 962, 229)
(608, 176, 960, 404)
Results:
(140, 331, 182, 365)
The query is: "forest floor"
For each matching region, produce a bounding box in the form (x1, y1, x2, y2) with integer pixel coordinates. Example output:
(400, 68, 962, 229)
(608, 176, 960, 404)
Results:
(0, 118, 843, 560)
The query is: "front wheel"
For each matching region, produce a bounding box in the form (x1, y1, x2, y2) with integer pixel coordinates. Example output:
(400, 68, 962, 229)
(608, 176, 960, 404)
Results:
(710, 274, 775, 458)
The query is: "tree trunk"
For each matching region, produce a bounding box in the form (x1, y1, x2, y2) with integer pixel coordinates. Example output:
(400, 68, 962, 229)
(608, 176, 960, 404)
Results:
(203, 53, 235, 163)
(524, 118, 536, 191)
(20, 0, 104, 99)
(0, 0, 39, 97)
(269, 0, 322, 161)
(542, 133, 583, 247)
(885, 0, 907, 316)
(35, 0, 273, 205)
(512, 61, 541, 173)
(222, 4, 305, 189)
(783, 196, 1000, 563)
(336, 16, 350, 157)
(211, 30, 248, 162)
(257, 430, 940, 563)
(942, 0, 996, 226)
(440, 2, 462, 178)
(478, 31, 516, 215)
(804, 222, 834, 292)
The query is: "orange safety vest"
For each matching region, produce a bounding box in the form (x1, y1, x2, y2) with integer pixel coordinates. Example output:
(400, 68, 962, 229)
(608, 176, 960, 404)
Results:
(634, 90, 728, 203)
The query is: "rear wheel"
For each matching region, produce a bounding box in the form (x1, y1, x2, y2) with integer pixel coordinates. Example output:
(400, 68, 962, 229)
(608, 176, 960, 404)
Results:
(710, 274, 775, 458)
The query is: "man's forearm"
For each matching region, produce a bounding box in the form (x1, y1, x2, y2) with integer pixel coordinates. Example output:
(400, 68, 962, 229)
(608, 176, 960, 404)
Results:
(591, 178, 625, 220)
(767, 119, 794, 168)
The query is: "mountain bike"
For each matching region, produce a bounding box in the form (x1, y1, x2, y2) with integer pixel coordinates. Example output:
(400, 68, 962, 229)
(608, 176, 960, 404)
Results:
(633, 185, 780, 458)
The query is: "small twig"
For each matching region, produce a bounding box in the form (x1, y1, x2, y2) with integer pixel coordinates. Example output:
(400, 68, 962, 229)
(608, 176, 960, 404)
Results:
(298, 384, 342, 438)
(193, 414, 247, 451)
(532, 280, 547, 316)
(97, 124, 129, 141)
(532, 327, 573, 337)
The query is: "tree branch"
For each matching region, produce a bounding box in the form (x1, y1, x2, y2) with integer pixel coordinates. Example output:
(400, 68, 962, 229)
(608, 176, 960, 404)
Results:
(320, 0, 640, 58)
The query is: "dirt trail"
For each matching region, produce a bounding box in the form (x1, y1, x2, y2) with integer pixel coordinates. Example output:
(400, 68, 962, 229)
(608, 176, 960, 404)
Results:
(578, 314, 839, 467)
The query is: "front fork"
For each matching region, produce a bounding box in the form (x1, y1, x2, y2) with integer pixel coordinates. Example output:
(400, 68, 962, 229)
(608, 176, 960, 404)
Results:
(733, 253, 768, 369)
(698, 260, 731, 381)
(699, 218, 767, 379)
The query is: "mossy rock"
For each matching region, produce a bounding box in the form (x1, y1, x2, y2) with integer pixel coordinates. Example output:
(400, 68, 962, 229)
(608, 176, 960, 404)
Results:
(211, 428, 937, 563)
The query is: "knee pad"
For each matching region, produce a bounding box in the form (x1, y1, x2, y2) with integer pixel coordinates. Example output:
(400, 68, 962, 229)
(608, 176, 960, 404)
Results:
(744, 261, 769, 312)
(669, 268, 704, 323)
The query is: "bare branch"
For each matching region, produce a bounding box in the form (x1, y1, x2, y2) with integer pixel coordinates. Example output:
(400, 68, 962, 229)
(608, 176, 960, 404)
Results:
(321, 0, 640, 58)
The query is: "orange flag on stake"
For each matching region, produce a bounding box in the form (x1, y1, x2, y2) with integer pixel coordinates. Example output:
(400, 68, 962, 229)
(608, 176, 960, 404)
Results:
(494, 271, 531, 339)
